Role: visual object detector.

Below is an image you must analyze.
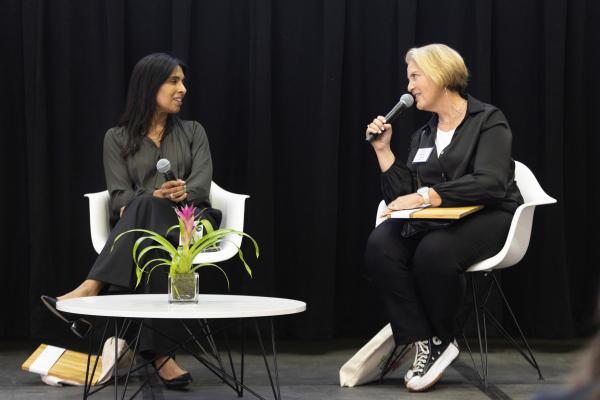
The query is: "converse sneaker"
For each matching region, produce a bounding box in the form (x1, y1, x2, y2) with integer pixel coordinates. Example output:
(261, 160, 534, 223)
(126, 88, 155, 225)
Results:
(405, 337, 459, 392)
(404, 338, 431, 384)
(403, 343, 421, 384)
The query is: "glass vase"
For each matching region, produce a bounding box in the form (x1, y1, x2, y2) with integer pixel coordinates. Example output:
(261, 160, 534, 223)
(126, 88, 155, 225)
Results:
(168, 272, 199, 303)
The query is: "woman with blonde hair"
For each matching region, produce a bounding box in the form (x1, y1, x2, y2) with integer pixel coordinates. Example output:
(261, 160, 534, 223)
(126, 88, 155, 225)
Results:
(364, 44, 523, 391)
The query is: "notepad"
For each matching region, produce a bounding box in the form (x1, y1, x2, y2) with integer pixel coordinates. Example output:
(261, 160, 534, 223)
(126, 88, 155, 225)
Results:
(390, 205, 483, 220)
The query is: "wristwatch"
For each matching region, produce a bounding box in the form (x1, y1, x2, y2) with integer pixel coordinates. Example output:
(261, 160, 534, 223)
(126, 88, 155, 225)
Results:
(417, 186, 430, 205)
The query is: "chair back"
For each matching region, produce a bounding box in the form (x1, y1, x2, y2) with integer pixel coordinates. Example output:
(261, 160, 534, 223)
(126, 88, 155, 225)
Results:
(199, 181, 249, 263)
(84, 181, 249, 264)
(467, 160, 556, 272)
(513, 161, 555, 205)
(209, 181, 248, 233)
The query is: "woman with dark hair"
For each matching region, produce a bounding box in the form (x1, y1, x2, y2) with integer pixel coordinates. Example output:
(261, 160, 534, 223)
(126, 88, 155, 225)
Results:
(42, 53, 218, 388)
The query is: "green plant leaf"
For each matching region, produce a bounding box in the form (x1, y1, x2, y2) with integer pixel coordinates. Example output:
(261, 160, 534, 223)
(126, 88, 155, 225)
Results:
(131, 236, 168, 268)
(199, 218, 214, 234)
(113, 210, 259, 292)
(165, 224, 180, 236)
(186, 227, 259, 279)
(134, 258, 171, 288)
(192, 228, 260, 259)
(145, 262, 171, 285)
(191, 263, 230, 290)
(135, 230, 178, 254)
(218, 238, 253, 278)
(189, 228, 236, 255)
(114, 228, 178, 255)
(135, 244, 168, 266)
(135, 266, 143, 288)
(140, 257, 171, 272)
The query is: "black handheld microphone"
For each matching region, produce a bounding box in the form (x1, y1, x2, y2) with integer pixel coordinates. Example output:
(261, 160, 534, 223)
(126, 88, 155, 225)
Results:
(156, 158, 177, 181)
(366, 93, 415, 143)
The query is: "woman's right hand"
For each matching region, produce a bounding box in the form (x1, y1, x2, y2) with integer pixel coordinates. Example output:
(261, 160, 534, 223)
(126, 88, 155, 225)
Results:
(154, 179, 187, 203)
(366, 116, 393, 150)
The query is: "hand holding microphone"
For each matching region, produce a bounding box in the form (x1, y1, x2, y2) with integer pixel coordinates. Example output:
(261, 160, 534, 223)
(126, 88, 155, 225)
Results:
(365, 93, 414, 144)
(155, 158, 187, 202)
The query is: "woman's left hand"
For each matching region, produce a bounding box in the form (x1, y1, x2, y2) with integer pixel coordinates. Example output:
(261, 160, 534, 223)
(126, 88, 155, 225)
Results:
(167, 180, 187, 203)
(382, 193, 426, 217)
(154, 179, 188, 203)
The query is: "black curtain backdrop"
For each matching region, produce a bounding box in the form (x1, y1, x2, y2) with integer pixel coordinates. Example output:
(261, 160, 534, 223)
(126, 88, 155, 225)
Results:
(1, 0, 599, 342)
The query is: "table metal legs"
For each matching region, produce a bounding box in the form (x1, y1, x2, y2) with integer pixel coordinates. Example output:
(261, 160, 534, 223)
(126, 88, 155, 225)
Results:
(178, 318, 282, 400)
(82, 317, 283, 400)
(255, 319, 281, 400)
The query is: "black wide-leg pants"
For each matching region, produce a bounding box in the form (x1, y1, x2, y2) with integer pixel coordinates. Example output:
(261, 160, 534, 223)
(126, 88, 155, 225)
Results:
(88, 195, 179, 290)
(364, 208, 513, 345)
(87, 195, 220, 355)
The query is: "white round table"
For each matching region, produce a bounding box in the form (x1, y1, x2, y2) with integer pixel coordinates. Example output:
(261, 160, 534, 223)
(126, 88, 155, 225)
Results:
(57, 294, 306, 400)
(57, 294, 306, 319)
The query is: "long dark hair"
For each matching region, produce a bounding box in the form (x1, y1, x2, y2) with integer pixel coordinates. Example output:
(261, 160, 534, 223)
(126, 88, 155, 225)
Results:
(119, 53, 187, 158)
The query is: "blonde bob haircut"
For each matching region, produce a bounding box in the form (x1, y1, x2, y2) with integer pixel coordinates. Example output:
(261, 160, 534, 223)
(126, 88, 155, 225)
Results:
(405, 44, 469, 93)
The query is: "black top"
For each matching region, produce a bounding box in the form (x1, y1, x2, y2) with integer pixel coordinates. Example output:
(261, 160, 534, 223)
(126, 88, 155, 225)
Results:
(103, 119, 213, 222)
(381, 95, 523, 213)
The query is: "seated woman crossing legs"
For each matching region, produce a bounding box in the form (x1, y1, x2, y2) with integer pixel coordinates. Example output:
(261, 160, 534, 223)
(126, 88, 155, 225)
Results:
(364, 44, 522, 392)
(43, 53, 221, 389)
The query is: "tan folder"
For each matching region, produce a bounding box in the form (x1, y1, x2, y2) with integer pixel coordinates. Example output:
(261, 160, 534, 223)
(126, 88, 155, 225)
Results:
(21, 343, 103, 386)
(390, 205, 484, 220)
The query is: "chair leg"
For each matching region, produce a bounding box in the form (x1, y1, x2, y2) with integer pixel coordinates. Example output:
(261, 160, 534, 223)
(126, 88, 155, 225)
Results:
(470, 276, 489, 389)
(464, 271, 544, 387)
(488, 273, 544, 380)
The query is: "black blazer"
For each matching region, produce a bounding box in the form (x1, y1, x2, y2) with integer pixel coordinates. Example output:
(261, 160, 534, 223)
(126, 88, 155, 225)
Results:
(381, 95, 523, 213)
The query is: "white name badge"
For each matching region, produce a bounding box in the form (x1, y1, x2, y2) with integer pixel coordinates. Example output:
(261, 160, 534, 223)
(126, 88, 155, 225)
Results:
(413, 147, 434, 163)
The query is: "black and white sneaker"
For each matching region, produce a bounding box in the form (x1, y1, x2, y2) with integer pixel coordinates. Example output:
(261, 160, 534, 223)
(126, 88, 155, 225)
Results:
(405, 337, 459, 392)
(403, 338, 433, 384)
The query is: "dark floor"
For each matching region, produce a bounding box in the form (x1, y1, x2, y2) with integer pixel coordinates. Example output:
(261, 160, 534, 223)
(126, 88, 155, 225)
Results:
(2, 338, 583, 400)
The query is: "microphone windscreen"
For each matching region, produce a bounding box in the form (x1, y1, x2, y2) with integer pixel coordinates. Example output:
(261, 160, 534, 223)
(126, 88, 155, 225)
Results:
(400, 93, 414, 108)
(156, 158, 171, 174)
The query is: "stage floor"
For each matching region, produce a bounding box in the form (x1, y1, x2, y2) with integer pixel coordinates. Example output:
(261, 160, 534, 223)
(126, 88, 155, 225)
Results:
(2, 339, 582, 400)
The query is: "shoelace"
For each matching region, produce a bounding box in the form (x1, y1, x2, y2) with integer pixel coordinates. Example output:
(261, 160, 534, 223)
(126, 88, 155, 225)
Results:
(411, 340, 430, 374)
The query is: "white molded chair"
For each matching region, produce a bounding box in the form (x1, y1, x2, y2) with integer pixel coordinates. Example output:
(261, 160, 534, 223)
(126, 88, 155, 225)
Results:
(374, 161, 556, 387)
(84, 181, 249, 264)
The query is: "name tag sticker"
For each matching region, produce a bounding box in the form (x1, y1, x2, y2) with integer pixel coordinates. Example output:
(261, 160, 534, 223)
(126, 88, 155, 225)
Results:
(413, 147, 434, 163)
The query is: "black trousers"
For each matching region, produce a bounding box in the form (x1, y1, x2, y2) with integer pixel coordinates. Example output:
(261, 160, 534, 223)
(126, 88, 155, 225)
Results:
(87, 195, 221, 354)
(364, 208, 513, 345)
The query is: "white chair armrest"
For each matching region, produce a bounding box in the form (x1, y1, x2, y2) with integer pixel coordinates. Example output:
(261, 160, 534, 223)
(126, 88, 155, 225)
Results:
(84, 191, 111, 254)
(84, 183, 250, 263)
(375, 200, 387, 227)
(193, 182, 250, 264)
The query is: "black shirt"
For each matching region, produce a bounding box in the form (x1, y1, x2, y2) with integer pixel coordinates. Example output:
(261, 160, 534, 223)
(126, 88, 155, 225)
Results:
(381, 95, 523, 213)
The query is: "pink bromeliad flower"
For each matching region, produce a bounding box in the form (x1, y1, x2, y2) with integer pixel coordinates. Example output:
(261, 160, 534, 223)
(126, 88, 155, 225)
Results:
(175, 204, 196, 246)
